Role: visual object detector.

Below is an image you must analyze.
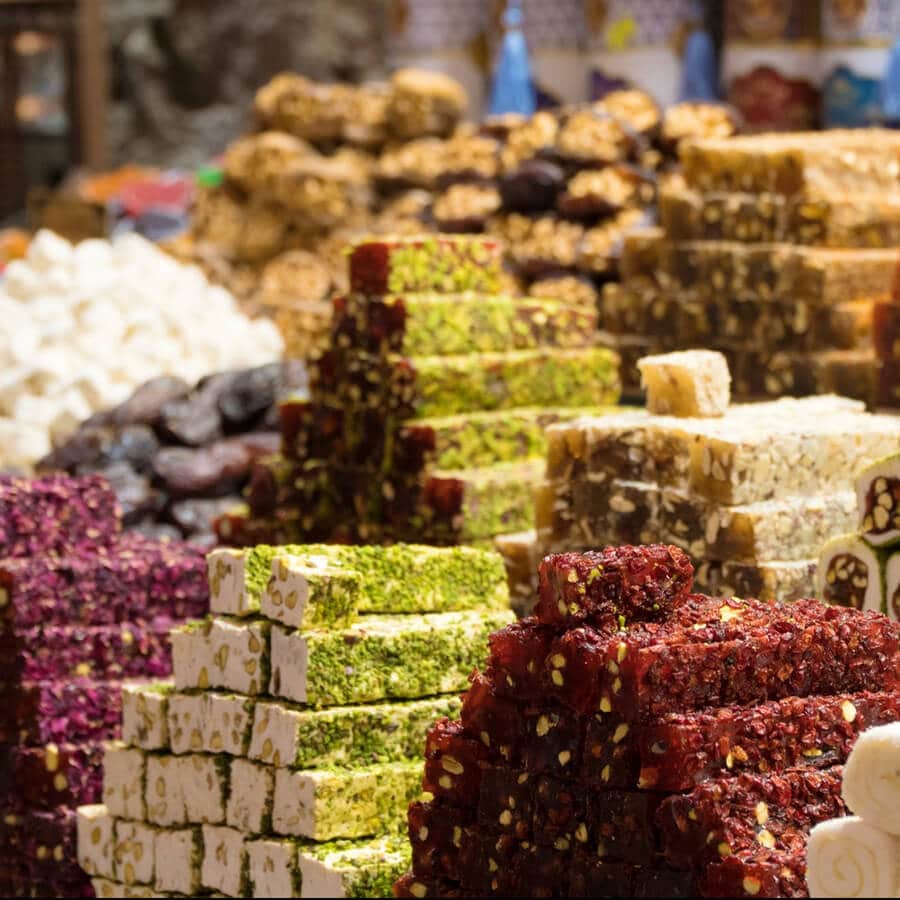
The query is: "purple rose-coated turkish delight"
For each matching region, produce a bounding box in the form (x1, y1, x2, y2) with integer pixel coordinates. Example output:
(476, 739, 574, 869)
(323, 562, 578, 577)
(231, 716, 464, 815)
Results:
(0, 532, 207, 630)
(0, 679, 125, 745)
(0, 620, 175, 684)
(0, 474, 120, 558)
(0, 742, 105, 809)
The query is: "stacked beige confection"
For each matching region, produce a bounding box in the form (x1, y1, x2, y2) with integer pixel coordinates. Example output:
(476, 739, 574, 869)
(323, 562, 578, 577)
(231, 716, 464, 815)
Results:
(602, 130, 900, 403)
(179, 66, 739, 358)
(499, 350, 900, 611)
(76, 542, 515, 899)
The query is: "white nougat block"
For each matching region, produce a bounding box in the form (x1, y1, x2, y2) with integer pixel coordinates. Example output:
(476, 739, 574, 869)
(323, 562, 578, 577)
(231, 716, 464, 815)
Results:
(207, 548, 254, 617)
(166, 692, 208, 756)
(102, 742, 146, 821)
(121, 683, 171, 751)
(145, 754, 186, 827)
(154, 828, 202, 896)
(91, 879, 157, 899)
(226, 758, 274, 835)
(170, 628, 210, 691)
(246, 838, 301, 899)
(113, 820, 157, 887)
(205, 692, 256, 756)
(268, 625, 309, 704)
(201, 825, 248, 897)
(76, 804, 116, 879)
(180, 754, 230, 825)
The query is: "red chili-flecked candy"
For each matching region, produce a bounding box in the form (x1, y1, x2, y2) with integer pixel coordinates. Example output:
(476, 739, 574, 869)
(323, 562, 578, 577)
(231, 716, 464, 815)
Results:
(393, 872, 464, 898)
(702, 848, 809, 899)
(0, 678, 125, 746)
(486, 618, 557, 702)
(457, 827, 517, 895)
(0, 474, 120, 558)
(588, 790, 664, 865)
(534, 545, 694, 628)
(520, 703, 584, 776)
(423, 718, 491, 807)
(460, 672, 526, 764)
(533, 775, 588, 847)
(408, 800, 470, 882)
(637, 689, 900, 791)
(657, 767, 846, 871)
(477, 766, 535, 840)
(579, 713, 640, 790)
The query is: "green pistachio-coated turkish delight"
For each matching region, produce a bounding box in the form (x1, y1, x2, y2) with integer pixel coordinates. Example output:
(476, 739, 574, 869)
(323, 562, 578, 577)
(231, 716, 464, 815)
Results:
(269, 609, 514, 707)
(348, 236, 503, 295)
(297, 834, 411, 898)
(248, 695, 461, 769)
(271, 760, 423, 841)
(395, 406, 612, 472)
(333, 293, 598, 356)
(209, 542, 509, 619)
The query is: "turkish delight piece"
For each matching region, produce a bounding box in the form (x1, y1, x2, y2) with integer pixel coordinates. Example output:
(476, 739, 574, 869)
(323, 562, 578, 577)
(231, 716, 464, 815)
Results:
(856, 452, 900, 547)
(248, 695, 460, 770)
(393, 872, 461, 898)
(246, 838, 301, 898)
(886, 552, 900, 622)
(113, 820, 157, 887)
(422, 718, 490, 807)
(460, 671, 526, 763)
(144, 754, 185, 827)
(333, 294, 597, 357)
(1, 741, 104, 808)
(166, 690, 255, 757)
(1, 677, 125, 746)
(660, 489, 857, 564)
(165, 692, 206, 755)
(297, 834, 411, 899)
(91, 879, 156, 899)
(0, 534, 207, 630)
(226, 758, 274, 834)
(179, 754, 230, 826)
(0, 474, 119, 558)
(638, 350, 731, 418)
(408, 802, 470, 884)
(588, 790, 663, 864)
(154, 827, 202, 896)
(639, 690, 900, 791)
(76, 805, 115, 881)
(271, 760, 422, 841)
(258, 556, 361, 630)
(696, 558, 817, 603)
(171, 616, 270, 696)
(534, 544, 693, 628)
(703, 847, 808, 899)
(0, 620, 175, 683)
(121, 682, 171, 751)
(657, 767, 846, 870)
(201, 825, 248, 897)
(816, 534, 886, 614)
(211, 543, 510, 618)
(348, 236, 502, 296)
(102, 742, 146, 820)
(269, 609, 513, 707)
(518, 703, 585, 778)
(531, 775, 588, 848)
(313, 347, 621, 420)
(494, 530, 540, 618)
(486, 618, 557, 702)
(456, 827, 517, 894)
(415, 460, 542, 543)
(874, 301, 900, 360)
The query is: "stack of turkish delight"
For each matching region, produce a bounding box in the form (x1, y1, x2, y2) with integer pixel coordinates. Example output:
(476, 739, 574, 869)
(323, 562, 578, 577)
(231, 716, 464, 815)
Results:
(817, 450, 900, 622)
(603, 129, 900, 401)
(222, 235, 620, 557)
(77, 542, 515, 898)
(0, 474, 208, 898)
(395, 543, 900, 899)
(519, 351, 900, 606)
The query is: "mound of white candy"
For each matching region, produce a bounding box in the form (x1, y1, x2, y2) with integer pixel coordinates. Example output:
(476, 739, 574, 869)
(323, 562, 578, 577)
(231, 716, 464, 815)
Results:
(0, 230, 284, 468)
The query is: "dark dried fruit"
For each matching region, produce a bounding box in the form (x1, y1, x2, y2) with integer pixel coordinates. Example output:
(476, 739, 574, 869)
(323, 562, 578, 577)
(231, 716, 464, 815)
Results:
(217, 363, 282, 430)
(152, 440, 255, 495)
(499, 160, 566, 213)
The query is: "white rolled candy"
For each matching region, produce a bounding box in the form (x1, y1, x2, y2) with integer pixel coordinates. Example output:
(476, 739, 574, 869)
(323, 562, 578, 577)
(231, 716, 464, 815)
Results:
(842, 722, 900, 835)
(806, 816, 900, 898)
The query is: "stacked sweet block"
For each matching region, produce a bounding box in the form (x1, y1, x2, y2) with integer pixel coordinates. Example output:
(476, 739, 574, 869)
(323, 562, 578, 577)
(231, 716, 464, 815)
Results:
(516, 351, 900, 606)
(602, 130, 900, 401)
(0, 474, 208, 898)
(806, 723, 900, 898)
(222, 235, 620, 556)
(874, 266, 900, 409)
(78, 542, 515, 898)
(394, 543, 900, 899)
(817, 451, 900, 622)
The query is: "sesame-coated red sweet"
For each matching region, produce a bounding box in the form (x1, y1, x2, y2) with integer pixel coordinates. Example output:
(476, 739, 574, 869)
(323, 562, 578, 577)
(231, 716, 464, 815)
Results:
(535, 545, 694, 628)
(656, 767, 845, 871)
(637, 690, 900, 791)
(423, 718, 491, 807)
